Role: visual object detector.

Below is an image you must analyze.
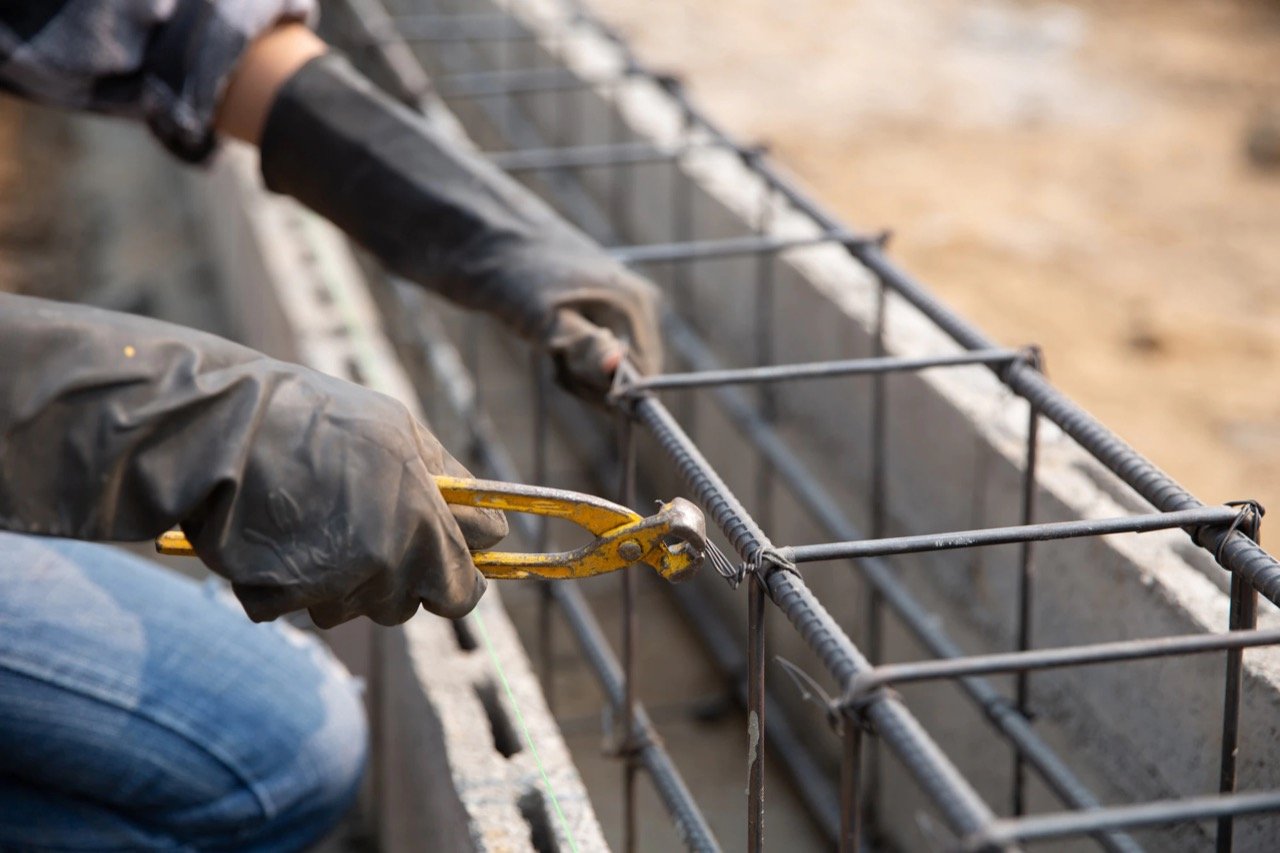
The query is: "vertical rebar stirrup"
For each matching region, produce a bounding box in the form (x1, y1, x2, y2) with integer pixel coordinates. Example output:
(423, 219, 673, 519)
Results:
(1012, 346, 1043, 817)
(1217, 500, 1264, 853)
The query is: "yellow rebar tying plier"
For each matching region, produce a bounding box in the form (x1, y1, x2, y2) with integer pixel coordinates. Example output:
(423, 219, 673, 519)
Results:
(155, 475, 706, 583)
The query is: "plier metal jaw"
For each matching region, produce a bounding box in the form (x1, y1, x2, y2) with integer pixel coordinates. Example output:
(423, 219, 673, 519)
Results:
(434, 476, 706, 582)
(156, 475, 707, 583)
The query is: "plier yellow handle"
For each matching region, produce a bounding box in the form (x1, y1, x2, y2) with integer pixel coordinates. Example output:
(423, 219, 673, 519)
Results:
(155, 475, 706, 583)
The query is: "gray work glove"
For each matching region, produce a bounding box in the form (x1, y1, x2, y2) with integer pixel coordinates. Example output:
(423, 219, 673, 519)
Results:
(0, 294, 507, 627)
(259, 52, 662, 397)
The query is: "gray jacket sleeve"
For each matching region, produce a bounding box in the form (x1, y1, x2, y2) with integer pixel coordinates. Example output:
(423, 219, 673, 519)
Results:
(0, 294, 506, 626)
(0, 0, 315, 161)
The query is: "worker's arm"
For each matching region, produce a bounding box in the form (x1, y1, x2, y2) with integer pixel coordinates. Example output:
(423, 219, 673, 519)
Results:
(0, 2, 316, 161)
(227, 36, 662, 396)
(0, 6, 662, 394)
(0, 293, 507, 626)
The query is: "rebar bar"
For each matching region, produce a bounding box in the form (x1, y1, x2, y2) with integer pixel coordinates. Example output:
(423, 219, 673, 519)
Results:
(609, 231, 867, 265)
(843, 627, 1280, 700)
(785, 505, 1243, 563)
(1219, 511, 1262, 851)
(618, 349, 1024, 393)
(967, 791, 1280, 851)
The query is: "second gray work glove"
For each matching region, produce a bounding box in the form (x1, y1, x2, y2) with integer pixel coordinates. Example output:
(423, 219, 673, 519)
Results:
(258, 52, 662, 397)
(0, 295, 507, 627)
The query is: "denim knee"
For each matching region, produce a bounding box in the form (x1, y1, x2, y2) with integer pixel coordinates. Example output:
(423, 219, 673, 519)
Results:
(193, 598, 371, 851)
(247, 635, 369, 850)
(0, 535, 370, 852)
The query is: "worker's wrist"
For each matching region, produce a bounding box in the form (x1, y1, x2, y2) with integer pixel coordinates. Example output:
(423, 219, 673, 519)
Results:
(215, 21, 327, 145)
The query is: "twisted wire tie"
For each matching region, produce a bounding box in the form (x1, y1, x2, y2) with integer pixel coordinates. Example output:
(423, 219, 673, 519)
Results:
(712, 544, 798, 590)
(1212, 499, 1266, 564)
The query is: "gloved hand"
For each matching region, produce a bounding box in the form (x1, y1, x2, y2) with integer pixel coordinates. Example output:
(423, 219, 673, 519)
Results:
(258, 52, 662, 397)
(0, 294, 507, 627)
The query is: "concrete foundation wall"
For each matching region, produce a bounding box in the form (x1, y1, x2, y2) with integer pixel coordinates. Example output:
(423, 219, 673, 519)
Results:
(369, 0, 1280, 848)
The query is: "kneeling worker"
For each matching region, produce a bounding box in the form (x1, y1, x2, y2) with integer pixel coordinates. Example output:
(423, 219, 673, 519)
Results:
(0, 3, 661, 849)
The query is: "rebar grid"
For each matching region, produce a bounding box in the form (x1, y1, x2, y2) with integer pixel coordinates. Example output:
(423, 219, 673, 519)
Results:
(326, 0, 1280, 849)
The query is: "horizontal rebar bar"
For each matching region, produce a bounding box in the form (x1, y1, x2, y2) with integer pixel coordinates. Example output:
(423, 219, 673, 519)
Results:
(610, 231, 866, 265)
(621, 348, 1024, 393)
(966, 791, 1280, 850)
(381, 13, 554, 42)
(488, 141, 709, 172)
(845, 628, 1280, 702)
(786, 505, 1241, 563)
(436, 67, 613, 98)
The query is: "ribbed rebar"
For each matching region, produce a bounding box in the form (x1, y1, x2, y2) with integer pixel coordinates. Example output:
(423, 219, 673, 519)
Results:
(633, 394, 1000, 839)
(631, 394, 769, 563)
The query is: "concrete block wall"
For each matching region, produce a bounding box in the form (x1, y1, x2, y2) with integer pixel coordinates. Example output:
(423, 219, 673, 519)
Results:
(376, 0, 1280, 847)
(194, 145, 608, 852)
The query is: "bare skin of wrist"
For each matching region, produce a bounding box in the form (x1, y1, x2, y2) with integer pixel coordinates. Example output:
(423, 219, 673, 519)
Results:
(215, 22, 327, 145)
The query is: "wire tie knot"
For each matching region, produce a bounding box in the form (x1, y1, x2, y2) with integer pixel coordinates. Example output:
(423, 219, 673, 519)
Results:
(746, 546, 797, 580)
(837, 675, 902, 733)
(708, 544, 796, 589)
(1214, 499, 1266, 563)
(605, 355, 646, 406)
(704, 541, 746, 588)
(737, 142, 770, 167)
(1017, 343, 1045, 372)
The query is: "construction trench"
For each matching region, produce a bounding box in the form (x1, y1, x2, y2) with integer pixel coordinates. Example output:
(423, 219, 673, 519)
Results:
(16, 0, 1280, 850)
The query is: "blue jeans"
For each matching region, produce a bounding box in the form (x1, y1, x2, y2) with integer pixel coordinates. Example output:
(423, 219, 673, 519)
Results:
(0, 533, 368, 851)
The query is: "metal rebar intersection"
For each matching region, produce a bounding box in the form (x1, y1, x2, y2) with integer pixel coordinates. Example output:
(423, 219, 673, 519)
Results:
(329, 0, 1280, 850)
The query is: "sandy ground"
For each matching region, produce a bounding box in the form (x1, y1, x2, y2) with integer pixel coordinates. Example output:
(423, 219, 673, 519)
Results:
(587, 0, 1280, 515)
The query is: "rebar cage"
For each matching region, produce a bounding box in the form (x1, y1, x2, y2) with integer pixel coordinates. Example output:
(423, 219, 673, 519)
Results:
(318, 0, 1280, 849)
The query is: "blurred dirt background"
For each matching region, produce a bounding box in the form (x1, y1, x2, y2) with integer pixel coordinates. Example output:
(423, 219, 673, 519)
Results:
(589, 0, 1280, 514)
(0, 103, 75, 300)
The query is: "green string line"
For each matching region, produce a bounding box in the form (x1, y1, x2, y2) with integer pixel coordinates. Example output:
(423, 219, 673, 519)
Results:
(471, 608, 581, 853)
